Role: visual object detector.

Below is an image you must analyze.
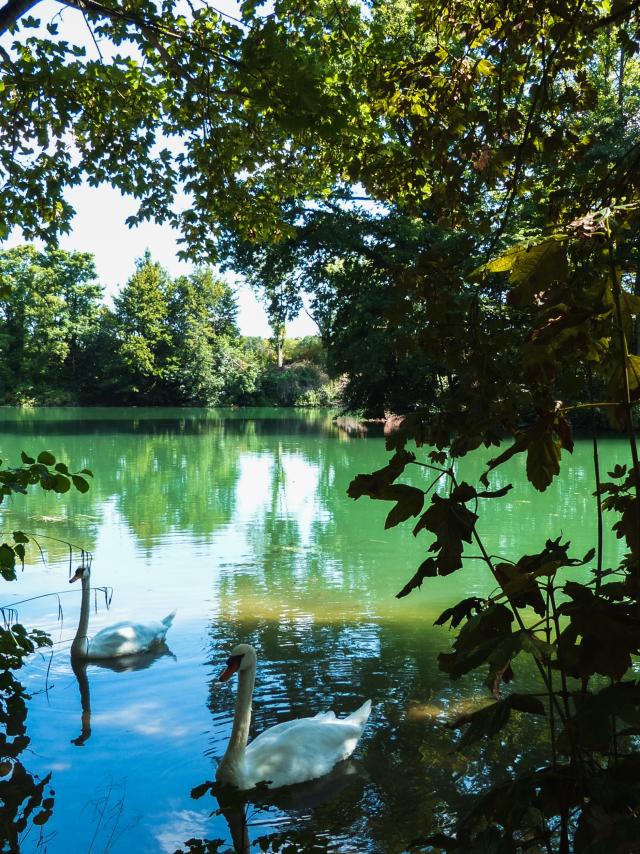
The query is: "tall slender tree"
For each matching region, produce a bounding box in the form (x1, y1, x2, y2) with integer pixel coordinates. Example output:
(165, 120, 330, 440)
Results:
(110, 250, 173, 403)
(167, 268, 240, 405)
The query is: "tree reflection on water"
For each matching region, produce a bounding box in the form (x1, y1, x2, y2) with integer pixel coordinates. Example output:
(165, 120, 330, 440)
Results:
(174, 596, 549, 853)
(0, 665, 55, 852)
(0, 409, 580, 851)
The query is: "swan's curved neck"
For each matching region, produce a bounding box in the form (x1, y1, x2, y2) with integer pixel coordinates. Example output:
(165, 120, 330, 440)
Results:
(224, 663, 256, 764)
(71, 572, 90, 658)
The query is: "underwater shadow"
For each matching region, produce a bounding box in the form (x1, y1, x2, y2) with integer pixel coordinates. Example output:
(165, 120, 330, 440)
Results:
(185, 760, 366, 854)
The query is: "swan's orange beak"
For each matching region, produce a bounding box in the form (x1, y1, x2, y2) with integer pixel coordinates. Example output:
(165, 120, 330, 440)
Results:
(219, 655, 243, 682)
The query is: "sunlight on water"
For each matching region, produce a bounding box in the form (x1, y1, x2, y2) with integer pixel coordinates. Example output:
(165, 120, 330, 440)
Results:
(0, 408, 628, 852)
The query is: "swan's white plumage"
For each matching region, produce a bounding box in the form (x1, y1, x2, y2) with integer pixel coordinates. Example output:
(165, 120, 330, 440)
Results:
(216, 644, 371, 790)
(70, 565, 175, 659)
(237, 699, 371, 790)
(86, 612, 175, 658)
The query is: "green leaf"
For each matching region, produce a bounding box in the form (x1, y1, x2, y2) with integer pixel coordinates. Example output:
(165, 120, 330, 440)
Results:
(607, 355, 640, 430)
(413, 493, 478, 574)
(347, 450, 416, 500)
(579, 815, 640, 854)
(483, 414, 572, 492)
(494, 562, 546, 616)
(515, 246, 568, 302)
(12, 531, 29, 544)
(558, 586, 640, 680)
(396, 557, 438, 598)
(452, 692, 545, 750)
(434, 597, 484, 629)
(20, 451, 35, 465)
(71, 475, 90, 494)
(526, 424, 561, 492)
(608, 464, 627, 479)
(0, 543, 16, 570)
(476, 58, 493, 76)
(518, 631, 554, 659)
(438, 604, 514, 679)
(54, 462, 69, 475)
(53, 474, 71, 493)
(37, 451, 56, 466)
(450, 482, 477, 502)
(452, 699, 512, 750)
(381, 484, 424, 529)
(509, 694, 546, 715)
(478, 237, 564, 283)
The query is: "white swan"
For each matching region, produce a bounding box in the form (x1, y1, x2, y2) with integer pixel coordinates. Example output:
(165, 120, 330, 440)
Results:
(69, 565, 175, 659)
(215, 643, 372, 790)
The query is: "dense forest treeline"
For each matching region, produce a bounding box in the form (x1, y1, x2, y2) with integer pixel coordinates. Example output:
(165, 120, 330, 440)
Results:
(0, 245, 338, 408)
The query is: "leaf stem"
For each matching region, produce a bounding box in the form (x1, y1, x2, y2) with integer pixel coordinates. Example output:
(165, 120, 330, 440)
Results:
(447, 468, 565, 721)
(607, 232, 640, 576)
(587, 369, 604, 590)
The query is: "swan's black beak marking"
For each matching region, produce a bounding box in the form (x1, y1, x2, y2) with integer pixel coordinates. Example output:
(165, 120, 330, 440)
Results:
(219, 653, 244, 682)
(69, 569, 83, 583)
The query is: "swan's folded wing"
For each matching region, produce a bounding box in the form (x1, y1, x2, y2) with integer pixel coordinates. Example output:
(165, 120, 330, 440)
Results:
(89, 620, 167, 657)
(244, 717, 366, 789)
(246, 711, 336, 747)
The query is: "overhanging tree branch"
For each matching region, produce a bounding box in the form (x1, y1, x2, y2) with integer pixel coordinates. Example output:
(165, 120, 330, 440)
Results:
(0, 0, 39, 34)
(0, 0, 242, 69)
(588, 0, 640, 31)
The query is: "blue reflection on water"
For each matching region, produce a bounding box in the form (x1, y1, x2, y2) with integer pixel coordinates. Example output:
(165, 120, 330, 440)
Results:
(0, 409, 626, 851)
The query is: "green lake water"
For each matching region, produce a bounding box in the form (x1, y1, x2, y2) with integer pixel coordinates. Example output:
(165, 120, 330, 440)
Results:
(0, 407, 628, 853)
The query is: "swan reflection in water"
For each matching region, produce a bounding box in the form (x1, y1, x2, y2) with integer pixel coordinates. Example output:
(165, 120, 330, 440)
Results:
(213, 758, 365, 854)
(70, 643, 175, 746)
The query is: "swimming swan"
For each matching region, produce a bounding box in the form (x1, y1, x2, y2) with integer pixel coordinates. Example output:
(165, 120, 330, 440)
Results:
(215, 643, 372, 790)
(69, 565, 175, 659)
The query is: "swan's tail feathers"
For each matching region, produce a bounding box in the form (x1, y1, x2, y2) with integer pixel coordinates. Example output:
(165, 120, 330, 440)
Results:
(162, 610, 177, 627)
(314, 710, 337, 721)
(347, 699, 372, 727)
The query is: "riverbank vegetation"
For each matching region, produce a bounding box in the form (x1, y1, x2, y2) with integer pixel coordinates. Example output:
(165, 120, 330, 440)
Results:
(0, 246, 338, 408)
(3, 0, 640, 850)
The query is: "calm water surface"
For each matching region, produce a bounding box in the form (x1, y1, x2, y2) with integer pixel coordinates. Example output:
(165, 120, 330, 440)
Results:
(0, 408, 627, 853)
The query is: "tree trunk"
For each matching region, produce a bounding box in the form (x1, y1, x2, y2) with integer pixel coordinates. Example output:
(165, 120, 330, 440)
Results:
(618, 43, 626, 107)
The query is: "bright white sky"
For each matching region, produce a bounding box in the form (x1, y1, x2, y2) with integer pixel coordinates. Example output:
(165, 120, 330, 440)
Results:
(2, 0, 317, 338)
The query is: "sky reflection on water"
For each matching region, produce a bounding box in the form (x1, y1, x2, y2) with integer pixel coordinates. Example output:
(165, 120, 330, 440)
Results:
(0, 408, 628, 852)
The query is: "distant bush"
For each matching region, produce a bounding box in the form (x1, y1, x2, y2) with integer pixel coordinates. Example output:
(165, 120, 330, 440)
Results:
(283, 336, 326, 368)
(245, 361, 336, 407)
(295, 376, 342, 407)
(219, 340, 264, 404)
(228, 337, 335, 407)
